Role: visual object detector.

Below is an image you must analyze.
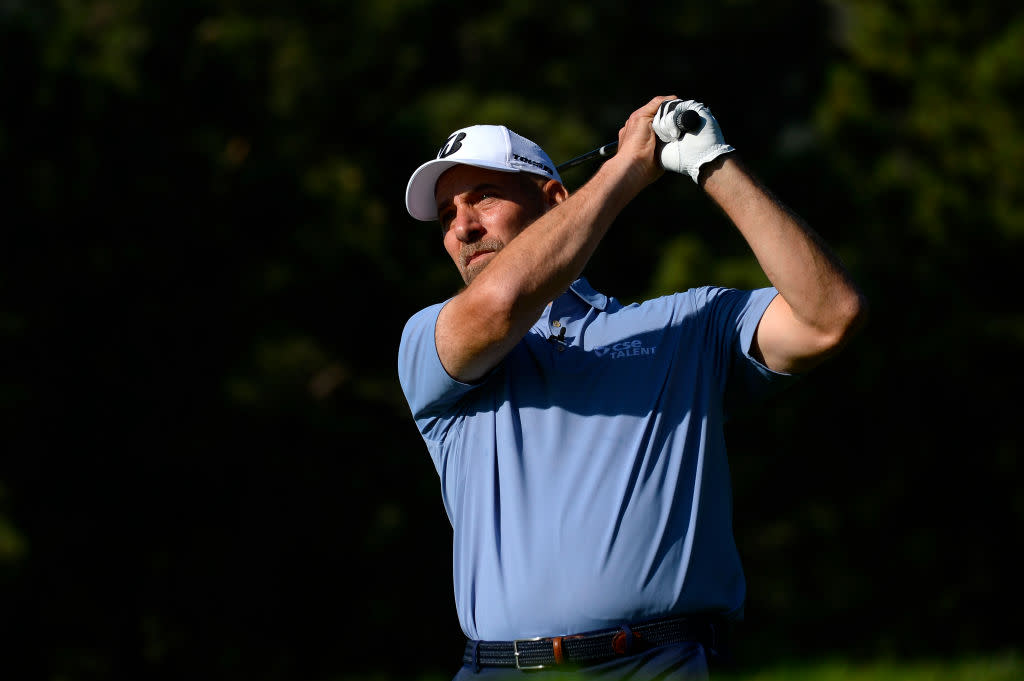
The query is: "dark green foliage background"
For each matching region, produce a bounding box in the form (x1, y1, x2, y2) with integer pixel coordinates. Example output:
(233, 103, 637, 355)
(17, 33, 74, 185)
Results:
(2, 1, 1021, 679)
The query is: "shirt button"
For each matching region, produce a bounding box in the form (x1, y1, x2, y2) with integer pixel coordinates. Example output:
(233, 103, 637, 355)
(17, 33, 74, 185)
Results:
(552, 320, 561, 328)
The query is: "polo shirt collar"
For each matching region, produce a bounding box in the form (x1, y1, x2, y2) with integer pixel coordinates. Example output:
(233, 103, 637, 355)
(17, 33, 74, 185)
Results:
(568, 277, 608, 311)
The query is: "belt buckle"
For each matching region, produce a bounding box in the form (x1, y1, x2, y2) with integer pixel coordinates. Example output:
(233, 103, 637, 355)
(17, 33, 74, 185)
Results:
(513, 636, 547, 670)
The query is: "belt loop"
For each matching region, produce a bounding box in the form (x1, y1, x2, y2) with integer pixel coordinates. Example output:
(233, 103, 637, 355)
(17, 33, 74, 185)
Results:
(471, 640, 481, 673)
(612, 624, 635, 654)
(622, 624, 634, 653)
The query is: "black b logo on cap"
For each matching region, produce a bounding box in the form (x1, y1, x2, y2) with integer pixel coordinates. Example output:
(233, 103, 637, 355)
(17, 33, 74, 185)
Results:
(438, 132, 467, 159)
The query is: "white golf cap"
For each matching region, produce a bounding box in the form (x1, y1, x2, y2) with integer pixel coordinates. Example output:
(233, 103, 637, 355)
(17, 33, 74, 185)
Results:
(405, 124, 562, 221)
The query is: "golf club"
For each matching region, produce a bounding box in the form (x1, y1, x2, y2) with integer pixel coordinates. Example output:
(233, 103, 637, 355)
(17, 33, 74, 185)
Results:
(557, 108, 703, 173)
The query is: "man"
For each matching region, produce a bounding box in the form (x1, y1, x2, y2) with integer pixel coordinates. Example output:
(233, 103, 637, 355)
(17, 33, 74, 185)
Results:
(397, 95, 867, 679)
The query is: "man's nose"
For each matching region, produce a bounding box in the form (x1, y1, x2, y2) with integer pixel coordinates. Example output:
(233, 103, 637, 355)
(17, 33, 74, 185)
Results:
(451, 208, 485, 243)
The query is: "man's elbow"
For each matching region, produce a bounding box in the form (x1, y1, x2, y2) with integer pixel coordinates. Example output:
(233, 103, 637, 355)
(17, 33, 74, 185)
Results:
(821, 289, 870, 353)
(840, 289, 869, 339)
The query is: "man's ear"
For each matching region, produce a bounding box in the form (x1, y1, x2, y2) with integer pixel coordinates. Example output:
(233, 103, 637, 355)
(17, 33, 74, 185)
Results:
(542, 179, 569, 208)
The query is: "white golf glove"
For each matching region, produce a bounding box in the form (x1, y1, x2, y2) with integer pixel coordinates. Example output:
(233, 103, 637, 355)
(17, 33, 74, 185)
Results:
(652, 99, 734, 183)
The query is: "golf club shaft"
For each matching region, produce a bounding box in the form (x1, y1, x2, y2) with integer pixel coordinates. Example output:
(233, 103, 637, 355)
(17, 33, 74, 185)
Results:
(556, 141, 619, 173)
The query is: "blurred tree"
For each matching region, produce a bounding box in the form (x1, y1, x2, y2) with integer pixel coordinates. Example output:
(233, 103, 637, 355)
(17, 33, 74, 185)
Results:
(727, 0, 1024, 660)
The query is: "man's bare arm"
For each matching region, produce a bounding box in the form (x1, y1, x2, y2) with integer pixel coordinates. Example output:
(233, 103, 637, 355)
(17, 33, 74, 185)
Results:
(437, 98, 671, 382)
(700, 156, 868, 374)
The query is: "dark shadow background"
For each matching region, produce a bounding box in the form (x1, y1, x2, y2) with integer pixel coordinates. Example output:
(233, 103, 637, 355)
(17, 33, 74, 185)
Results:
(2, 1, 1021, 679)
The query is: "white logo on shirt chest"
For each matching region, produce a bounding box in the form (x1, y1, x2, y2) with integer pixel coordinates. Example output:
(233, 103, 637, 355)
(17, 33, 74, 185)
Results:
(593, 339, 657, 359)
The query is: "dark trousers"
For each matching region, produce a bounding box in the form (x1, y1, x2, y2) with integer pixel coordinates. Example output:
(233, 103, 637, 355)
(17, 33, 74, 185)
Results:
(453, 640, 710, 680)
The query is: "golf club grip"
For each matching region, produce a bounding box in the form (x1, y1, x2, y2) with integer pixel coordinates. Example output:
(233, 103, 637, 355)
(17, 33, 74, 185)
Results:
(674, 108, 702, 134)
(556, 110, 703, 172)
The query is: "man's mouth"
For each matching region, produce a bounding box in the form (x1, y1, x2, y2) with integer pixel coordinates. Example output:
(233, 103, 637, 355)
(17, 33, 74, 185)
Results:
(460, 239, 504, 271)
(465, 250, 493, 266)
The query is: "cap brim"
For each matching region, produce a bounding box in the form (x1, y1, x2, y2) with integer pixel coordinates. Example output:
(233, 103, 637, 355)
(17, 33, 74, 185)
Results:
(405, 157, 519, 222)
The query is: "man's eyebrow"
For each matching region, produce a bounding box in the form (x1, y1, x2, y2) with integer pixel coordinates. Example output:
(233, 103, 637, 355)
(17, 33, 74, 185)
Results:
(437, 183, 504, 210)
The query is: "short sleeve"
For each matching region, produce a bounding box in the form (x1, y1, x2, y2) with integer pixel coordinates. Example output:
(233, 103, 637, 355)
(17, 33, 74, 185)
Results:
(397, 300, 479, 440)
(697, 286, 799, 416)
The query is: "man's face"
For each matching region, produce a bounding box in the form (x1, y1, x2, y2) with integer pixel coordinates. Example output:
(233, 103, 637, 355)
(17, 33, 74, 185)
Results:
(435, 166, 549, 285)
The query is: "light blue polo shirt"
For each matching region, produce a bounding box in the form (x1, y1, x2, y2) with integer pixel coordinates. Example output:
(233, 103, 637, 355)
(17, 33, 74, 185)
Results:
(398, 278, 794, 642)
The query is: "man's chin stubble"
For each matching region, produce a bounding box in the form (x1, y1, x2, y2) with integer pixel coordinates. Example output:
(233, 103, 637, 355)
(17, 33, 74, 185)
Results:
(461, 262, 486, 285)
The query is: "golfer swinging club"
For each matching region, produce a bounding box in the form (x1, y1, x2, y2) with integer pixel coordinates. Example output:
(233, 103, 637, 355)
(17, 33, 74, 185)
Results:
(398, 95, 867, 679)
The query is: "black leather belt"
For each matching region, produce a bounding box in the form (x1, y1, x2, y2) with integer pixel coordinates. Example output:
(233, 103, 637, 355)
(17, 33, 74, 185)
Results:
(462, 615, 723, 670)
